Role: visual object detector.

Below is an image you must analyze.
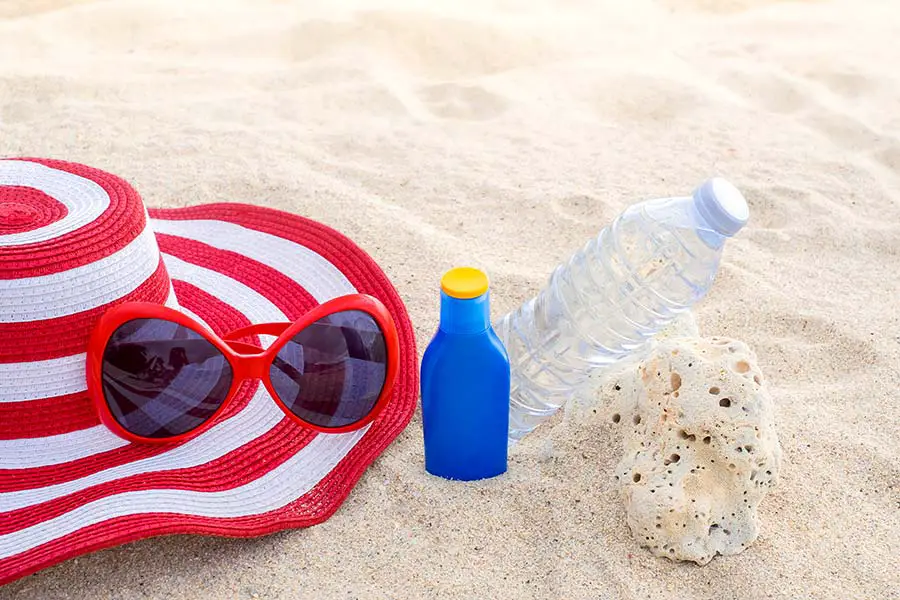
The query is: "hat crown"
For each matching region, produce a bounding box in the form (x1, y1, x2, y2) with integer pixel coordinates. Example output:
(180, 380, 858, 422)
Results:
(0, 158, 173, 376)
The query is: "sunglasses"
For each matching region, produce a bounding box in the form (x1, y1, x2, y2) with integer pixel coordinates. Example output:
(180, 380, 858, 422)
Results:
(87, 295, 399, 444)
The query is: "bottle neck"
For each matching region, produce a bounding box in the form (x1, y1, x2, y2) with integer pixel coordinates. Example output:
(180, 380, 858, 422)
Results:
(439, 290, 491, 334)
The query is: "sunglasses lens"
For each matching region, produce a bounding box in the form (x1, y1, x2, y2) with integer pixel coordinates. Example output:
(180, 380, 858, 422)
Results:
(101, 318, 234, 439)
(269, 310, 388, 429)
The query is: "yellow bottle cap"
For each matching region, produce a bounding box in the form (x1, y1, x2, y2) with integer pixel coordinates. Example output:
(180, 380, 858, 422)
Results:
(441, 267, 489, 299)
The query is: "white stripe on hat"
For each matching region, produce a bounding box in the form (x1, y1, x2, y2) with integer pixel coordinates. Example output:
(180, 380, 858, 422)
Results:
(0, 354, 87, 403)
(0, 226, 161, 323)
(161, 253, 285, 325)
(0, 287, 179, 403)
(0, 160, 111, 247)
(0, 426, 127, 470)
(0, 386, 277, 511)
(0, 424, 367, 559)
(150, 218, 355, 302)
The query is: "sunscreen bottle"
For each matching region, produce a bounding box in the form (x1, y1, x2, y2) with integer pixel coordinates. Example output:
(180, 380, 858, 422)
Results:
(421, 267, 509, 481)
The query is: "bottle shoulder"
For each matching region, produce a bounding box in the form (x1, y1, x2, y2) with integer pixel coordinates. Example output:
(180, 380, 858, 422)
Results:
(422, 327, 509, 369)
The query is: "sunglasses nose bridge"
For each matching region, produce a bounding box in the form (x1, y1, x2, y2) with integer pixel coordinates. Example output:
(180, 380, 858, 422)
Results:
(246, 354, 269, 381)
(232, 353, 269, 383)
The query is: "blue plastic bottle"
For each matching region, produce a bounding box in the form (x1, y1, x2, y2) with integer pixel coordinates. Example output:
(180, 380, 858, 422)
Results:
(421, 267, 510, 481)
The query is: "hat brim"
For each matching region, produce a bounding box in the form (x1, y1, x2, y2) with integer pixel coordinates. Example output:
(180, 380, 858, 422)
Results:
(0, 202, 418, 585)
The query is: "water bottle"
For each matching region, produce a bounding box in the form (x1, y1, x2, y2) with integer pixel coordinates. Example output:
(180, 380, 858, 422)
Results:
(495, 178, 749, 444)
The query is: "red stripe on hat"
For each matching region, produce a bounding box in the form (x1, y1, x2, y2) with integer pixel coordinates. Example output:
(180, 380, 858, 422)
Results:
(0, 493, 335, 587)
(0, 420, 316, 535)
(0, 281, 258, 491)
(0, 392, 96, 440)
(155, 233, 318, 321)
(150, 204, 408, 315)
(0, 159, 146, 280)
(0, 259, 170, 365)
(0, 186, 68, 234)
(171, 280, 262, 341)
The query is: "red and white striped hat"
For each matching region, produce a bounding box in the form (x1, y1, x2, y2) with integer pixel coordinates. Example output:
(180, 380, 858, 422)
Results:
(0, 158, 418, 585)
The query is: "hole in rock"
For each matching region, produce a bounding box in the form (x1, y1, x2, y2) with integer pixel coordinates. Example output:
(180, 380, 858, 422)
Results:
(719, 398, 731, 408)
(633, 414, 642, 425)
(615, 385, 621, 391)
(703, 436, 711, 444)
(633, 473, 642, 483)
(744, 445, 753, 453)
(669, 453, 680, 463)
(709, 524, 720, 534)
(612, 413, 621, 423)
(678, 429, 696, 442)
(709, 386, 720, 395)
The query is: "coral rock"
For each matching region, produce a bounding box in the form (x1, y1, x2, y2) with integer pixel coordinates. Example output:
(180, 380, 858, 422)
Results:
(605, 337, 781, 565)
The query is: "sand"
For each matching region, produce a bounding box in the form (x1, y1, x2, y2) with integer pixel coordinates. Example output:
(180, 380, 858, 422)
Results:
(1, 0, 898, 598)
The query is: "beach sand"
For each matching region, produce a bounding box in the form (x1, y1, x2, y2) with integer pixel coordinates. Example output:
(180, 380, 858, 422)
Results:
(1, 0, 898, 598)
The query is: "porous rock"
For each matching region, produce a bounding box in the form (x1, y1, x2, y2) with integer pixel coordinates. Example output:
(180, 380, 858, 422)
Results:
(604, 336, 781, 565)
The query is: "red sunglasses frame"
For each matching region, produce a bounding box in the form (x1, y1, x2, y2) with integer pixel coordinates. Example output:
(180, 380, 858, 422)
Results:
(86, 294, 399, 445)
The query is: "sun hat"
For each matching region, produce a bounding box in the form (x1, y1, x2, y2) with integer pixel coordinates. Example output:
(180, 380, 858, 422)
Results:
(0, 158, 418, 585)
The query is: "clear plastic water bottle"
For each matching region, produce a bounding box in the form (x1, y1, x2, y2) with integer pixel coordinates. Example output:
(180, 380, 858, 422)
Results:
(495, 178, 749, 444)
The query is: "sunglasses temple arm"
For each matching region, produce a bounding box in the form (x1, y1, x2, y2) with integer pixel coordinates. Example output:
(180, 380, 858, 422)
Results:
(223, 322, 293, 342)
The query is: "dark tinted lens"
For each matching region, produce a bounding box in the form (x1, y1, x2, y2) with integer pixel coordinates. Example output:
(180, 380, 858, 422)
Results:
(102, 318, 234, 439)
(269, 310, 387, 429)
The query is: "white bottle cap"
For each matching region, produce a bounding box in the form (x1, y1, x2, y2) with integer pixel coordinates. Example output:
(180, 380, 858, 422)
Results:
(692, 178, 749, 237)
